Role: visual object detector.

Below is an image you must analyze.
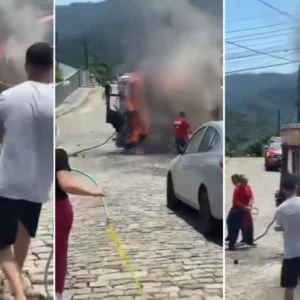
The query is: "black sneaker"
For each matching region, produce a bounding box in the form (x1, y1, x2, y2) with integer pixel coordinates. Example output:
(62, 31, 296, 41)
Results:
(228, 244, 236, 251)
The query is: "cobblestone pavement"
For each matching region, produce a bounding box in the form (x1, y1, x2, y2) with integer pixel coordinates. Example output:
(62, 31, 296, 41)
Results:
(0, 201, 54, 300)
(56, 89, 223, 300)
(225, 158, 300, 300)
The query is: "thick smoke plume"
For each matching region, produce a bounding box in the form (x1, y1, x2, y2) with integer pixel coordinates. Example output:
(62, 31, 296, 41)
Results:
(122, 0, 222, 152)
(0, 0, 50, 84)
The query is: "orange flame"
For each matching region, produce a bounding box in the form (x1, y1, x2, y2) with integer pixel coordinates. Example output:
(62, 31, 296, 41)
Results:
(125, 73, 150, 145)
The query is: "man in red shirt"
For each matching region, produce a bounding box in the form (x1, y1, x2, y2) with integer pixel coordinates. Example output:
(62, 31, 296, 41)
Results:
(173, 111, 192, 154)
(227, 175, 254, 250)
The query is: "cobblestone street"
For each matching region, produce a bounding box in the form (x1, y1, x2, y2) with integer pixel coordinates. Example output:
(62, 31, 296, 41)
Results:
(56, 88, 223, 300)
(225, 158, 300, 300)
(0, 201, 53, 299)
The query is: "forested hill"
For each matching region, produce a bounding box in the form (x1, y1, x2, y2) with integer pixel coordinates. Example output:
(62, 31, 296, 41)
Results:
(226, 71, 298, 145)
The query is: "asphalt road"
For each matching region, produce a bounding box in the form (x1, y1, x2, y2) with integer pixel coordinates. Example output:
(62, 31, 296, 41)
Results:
(56, 88, 223, 300)
(225, 158, 300, 300)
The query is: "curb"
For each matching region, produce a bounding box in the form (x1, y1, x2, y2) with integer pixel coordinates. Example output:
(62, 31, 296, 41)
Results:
(56, 88, 99, 118)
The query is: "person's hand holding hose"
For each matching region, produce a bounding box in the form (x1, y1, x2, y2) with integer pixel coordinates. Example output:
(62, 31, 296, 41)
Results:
(91, 187, 105, 197)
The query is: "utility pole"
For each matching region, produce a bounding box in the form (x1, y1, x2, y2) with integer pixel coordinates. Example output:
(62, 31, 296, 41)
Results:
(297, 66, 300, 122)
(277, 109, 281, 136)
(83, 39, 89, 70)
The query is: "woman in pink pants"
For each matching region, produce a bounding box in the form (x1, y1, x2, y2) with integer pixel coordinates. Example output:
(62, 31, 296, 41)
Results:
(55, 148, 104, 300)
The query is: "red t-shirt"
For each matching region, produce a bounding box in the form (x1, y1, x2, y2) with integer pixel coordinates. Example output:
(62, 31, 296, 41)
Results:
(232, 185, 253, 208)
(174, 118, 190, 140)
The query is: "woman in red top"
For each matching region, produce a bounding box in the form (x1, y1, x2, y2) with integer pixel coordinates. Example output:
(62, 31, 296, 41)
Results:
(239, 176, 254, 246)
(227, 175, 254, 250)
(225, 174, 240, 242)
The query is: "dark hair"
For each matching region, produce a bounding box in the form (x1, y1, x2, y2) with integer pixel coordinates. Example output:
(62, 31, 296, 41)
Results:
(231, 174, 240, 181)
(26, 42, 53, 70)
(281, 173, 298, 191)
(180, 111, 185, 118)
(239, 175, 248, 184)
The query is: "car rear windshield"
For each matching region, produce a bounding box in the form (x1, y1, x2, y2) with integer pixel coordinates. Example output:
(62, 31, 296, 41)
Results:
(269, 142, 281, 149)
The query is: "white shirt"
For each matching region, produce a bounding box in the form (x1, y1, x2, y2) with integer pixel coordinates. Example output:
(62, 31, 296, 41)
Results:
(0, 81, 53, 203)
(276, 197, 300, 259)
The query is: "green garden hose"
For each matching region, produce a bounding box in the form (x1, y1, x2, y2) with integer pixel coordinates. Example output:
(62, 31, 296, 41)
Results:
(43, 168, 110, 298)
(44, 168, 143, 299)
(44, 247, 53, 298)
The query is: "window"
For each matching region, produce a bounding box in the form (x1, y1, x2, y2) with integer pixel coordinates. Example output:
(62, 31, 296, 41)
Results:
(184, 127, 207, 154)
(198, 127, 218, 153)
(210, 132, 220, 149)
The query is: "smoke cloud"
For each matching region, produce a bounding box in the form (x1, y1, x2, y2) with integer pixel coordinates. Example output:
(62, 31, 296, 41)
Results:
(122, 0, 222, 152)
(0, 0, 50, 84)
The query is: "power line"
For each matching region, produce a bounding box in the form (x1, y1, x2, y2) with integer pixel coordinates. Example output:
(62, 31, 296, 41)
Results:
(231, 31, 294, 43)
(226, 39, 293, 50)
(226, 54, 297, 68)
(227, 50, 297, 61)
(228, 27, 296, 40)
(226, 22, 289, 34)
(226, 40, 296, 62)
(256, 0, 298, 21)
(226, 14, 282, 23)
(226, 47, 299, 59)
(226, 51, 296, 68)
(226, 61, 300, 74)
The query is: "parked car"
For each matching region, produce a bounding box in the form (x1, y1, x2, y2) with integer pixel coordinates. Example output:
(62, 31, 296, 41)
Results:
(166, 121, 223, 235)
(264, 140, 281, 171)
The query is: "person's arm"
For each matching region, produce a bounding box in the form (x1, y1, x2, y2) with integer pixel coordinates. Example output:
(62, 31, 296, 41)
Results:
(187, 122, 192, 135)
(56, 149, 104, 197)
(0, 93, 7, 143)
(276, 207, 283, 229)
(248, 186, 254, 207)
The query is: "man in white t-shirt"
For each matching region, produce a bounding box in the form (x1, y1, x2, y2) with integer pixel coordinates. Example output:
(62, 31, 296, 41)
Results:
(276, 173, 300, 300)
(0, 42, 53, 300)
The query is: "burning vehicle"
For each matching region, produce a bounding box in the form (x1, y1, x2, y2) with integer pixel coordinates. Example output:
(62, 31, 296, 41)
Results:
(106, 72, 151, 151)
(106, 71, 222, 153)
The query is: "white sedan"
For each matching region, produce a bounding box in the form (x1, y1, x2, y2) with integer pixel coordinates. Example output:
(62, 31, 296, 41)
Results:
(166, 121, 223, 235)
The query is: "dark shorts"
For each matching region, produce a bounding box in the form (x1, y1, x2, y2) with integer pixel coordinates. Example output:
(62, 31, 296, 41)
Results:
(281, 257, 300, 288)
(0, 196, 42, 251)
(175, 138, 186, 154)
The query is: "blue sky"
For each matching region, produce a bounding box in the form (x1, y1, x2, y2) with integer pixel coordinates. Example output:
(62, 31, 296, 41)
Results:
(226, 0, 299, 75)
(56, 0, 100, 4)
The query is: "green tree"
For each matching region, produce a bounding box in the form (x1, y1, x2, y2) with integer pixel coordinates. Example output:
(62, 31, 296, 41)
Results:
(226, 136, 243, 157)
(90, 60, 110, 85)
(56, 62, 64, 83)
(243, 135, 272, 157)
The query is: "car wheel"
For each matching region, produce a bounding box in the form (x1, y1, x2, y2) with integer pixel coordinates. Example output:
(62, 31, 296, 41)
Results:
(166, 174, 180, 211)
(198, 186, 216, 236)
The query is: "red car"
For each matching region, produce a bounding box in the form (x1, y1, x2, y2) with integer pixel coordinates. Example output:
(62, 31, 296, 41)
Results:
(264, 141, 281, 171)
